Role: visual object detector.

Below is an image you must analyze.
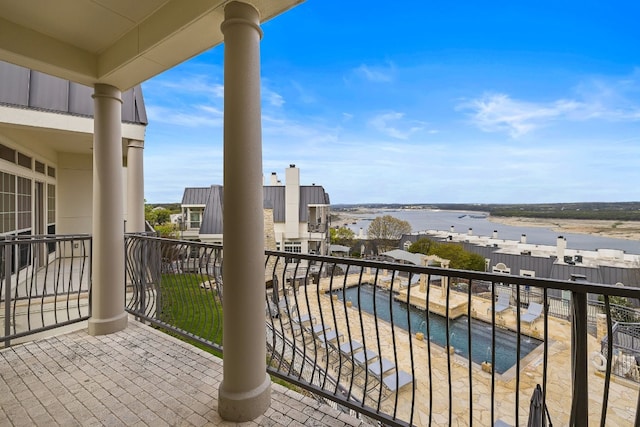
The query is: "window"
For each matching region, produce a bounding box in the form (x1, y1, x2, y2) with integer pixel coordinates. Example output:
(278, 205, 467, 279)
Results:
(284, 241, 302, 253)
(17, 176, 31, 231)
(47, 166, 55, 178)
(0, 172, 16, 233)
(189, 210, 202, 229)
(47, 224, 56, 253)
(35, 161, 45, 174)
(0, 144, 15, 163)
(283, 241, 301, 264)
(17, 152, 32, 169)
(47, 184, 55, 225)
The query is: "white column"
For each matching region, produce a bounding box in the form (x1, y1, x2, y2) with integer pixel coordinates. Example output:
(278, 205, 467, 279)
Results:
(218, 2, 270, 422)
(126, 139, 145, 233)
(88, 83, 128, 336)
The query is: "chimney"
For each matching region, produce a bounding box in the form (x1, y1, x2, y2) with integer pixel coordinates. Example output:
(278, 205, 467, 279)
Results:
(468, 228, 473, 236)
(285, 165, 300, 237)
(492, 230, 498, 239)
(450, 225, 455, 233)
(520, 234, 527, 244)
(557, 236, 566, 261)
(269, 172, 279, 186)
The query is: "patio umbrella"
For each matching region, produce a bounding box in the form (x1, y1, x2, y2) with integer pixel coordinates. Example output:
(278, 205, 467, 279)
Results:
(527, 384, 552, 427)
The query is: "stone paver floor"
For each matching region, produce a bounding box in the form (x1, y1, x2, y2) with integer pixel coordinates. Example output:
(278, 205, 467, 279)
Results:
(0, 320, 364, 426)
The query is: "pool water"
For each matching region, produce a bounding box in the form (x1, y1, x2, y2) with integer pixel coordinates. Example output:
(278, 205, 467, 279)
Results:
(335, 284, 542, 374)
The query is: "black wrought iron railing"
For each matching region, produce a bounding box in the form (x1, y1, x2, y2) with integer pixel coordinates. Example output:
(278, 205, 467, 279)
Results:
(124, 235, 224, 353)
(1, 234, 91, 347)
(600, 322, 640, 381)
(124, 235, 640, 426)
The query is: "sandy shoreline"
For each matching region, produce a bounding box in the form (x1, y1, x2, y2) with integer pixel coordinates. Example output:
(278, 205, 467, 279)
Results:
(487, 216, 640, 241)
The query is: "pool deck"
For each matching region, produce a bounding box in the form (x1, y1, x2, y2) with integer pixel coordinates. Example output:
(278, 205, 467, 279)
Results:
(395, 284, 469, 320)
(310, 276, 639, 426)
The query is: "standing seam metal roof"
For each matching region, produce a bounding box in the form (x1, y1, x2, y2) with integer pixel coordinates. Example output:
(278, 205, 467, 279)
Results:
(185, 184, 330, 235)
(200, 186, 224, 235)
(181, 187, 213, 205)
(0, 60, 147, 125)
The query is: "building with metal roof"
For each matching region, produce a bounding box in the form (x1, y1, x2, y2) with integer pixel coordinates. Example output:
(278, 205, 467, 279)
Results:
(0, 60, 147, 239)
(401, 229, 640, 299)
(180, 165, 331, 255)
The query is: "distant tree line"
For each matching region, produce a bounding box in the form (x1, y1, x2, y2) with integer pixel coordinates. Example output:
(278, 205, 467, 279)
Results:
(333, 202, 640, 221)
(490, 209, 640, 221)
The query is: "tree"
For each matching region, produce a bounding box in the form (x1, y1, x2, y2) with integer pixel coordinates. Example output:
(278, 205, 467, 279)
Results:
(408, 237, 434, 255)
(155, 223, 179, 238)
(330, 226, 355, 245)
(146, 207, 172, 225)
(367, 215, 412, 240)
(431, 243, 485, 271)
(154, 208, 171, 225)
(409, 237, 485, 271)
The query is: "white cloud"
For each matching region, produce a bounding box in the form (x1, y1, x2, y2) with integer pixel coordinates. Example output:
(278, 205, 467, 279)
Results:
(152, 75, 224, 99)
(460, 72, 640, 137)
(368, 112, 424, 139)
(291, 81, 316, 104)
(262, 114, 340, 146)
(355, 63, 395, 83)
(146, 104, 223, 128)
(458, 93, 580, 138)
(264, 88, 285, 107)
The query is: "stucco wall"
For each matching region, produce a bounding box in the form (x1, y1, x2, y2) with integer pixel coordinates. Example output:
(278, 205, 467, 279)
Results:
(57, 153, 93, 234)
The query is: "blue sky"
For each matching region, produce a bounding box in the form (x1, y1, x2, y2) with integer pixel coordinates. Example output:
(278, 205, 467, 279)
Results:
(142, 1, 640, 204)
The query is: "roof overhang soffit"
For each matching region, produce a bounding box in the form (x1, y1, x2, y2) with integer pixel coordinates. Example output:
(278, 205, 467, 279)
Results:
(0, 0, 303, 90)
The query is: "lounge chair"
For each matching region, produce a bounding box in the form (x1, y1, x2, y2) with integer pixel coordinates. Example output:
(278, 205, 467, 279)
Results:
(288, 313, 314, 337)
(316, 329, 343, 346)
(365, 358, 414, 397)
(353, 348, 378, 366)
(291, 313, 313, 325)
(494, 293, 511, 314)
(305, 323, 330, 337)
(521, 302, 543, 325)
(380, 369, 414, 396)
(339, 340, 363, 356)
(328, 340, 364, 372)
(367, 357, 396, 378)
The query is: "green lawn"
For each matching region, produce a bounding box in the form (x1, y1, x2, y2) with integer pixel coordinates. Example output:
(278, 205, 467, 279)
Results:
(155, 272, 300, 391)
(158, 273, 223, 358)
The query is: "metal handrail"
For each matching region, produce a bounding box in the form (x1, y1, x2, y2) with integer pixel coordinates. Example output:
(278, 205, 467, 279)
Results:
(1, 234, 92, 346)
(121, 235, 640, 426)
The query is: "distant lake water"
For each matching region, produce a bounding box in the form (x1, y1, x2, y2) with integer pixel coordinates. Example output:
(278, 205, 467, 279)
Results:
(341, 209, 640, 255)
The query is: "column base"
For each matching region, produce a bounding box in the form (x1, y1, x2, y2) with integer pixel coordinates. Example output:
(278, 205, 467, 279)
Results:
(218, 373, 271, 422)
(88, 312, 128, 336)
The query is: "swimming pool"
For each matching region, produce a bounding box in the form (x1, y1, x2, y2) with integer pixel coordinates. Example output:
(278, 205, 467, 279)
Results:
(335, 284, 542, 374)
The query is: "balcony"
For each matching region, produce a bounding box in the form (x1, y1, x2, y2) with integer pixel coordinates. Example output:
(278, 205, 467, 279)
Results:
(308, 222, 328, 233)
(3, 234, 640, 426)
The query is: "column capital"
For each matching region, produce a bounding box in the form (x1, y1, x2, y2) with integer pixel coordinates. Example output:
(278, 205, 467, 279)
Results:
(92, 84, 123, 104)
(127, 139, 144, 149)
(220, 1, 263, 39)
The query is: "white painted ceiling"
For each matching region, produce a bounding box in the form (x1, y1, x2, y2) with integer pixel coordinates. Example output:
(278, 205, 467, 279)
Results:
(0, 0, 303, 90)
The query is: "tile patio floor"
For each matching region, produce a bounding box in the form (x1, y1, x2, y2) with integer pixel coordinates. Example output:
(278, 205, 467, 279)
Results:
(0, 320, 365, 427)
